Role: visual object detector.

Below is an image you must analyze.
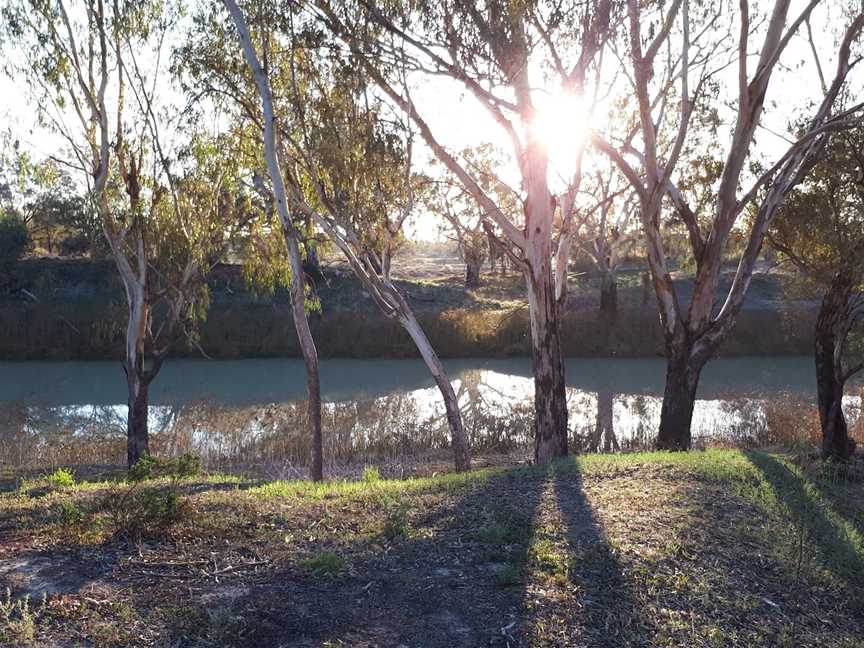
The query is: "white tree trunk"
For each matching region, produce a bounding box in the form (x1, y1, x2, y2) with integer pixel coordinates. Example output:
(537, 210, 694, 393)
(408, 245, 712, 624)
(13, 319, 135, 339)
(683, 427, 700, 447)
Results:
(400, 309, 471, 472)
(225, 0, 324, 481)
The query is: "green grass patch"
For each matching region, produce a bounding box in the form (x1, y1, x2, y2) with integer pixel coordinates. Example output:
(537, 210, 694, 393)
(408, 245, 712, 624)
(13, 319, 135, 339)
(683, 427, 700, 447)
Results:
(301, 551, 346, 577)
(494, 561, 525, 587)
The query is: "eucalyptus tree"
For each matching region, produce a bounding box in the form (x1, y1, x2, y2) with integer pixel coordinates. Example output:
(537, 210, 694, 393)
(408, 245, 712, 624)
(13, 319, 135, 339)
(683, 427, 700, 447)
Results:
(184, 0, 325, 481)
(592, 0, 864, 449)
(768, 124, 864, 460)
(576, 172, 639, 319)
(425, 178, 491, 289)
(0, 154, 93, 255)
(216, 0, 472, 471)
(5, 0, 253, 467)
(311, 0, 617, 463)
(425, 146, 523, 289)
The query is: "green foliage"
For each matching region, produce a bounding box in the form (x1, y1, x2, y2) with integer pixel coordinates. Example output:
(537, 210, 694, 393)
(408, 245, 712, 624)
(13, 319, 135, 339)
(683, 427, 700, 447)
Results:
(494, 562, 524, 587)
(46, 468, 75, 489)
(771, 125, 864, 283)
(58, 499, 85, 527)
(104, 486, 183, 540)
(770, 123, 864, 381)
(301, 552, 345, 577)
(101, 453, 202, 539)
(381, 497, 410, 541)
(361, 467, 381, 484)
(128, 452, 202, 483)
(475, 523, 516, 544)
(0, 214, 30, 265)
(180, 10, 413, 277)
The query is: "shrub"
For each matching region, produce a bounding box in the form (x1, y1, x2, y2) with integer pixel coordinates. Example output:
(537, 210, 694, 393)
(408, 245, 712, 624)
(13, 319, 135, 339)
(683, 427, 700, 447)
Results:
(127, 452, 202, 483)
(494, 562, 524, 587)
(104, 484, 185, 540)
(381, 496, 409, 541)
(46, 468, 75, 490)
(58, 499, 85, 527)
(104, 453, 202, 539)
(0, 215, 30, 265)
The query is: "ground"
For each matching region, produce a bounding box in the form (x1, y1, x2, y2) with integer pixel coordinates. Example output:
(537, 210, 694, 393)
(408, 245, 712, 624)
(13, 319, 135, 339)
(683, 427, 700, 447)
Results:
(1, 450, 863, 647)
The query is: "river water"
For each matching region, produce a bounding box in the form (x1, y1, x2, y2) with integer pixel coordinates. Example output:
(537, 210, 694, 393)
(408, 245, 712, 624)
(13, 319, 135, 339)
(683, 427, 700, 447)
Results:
(1, 357, 861, 473)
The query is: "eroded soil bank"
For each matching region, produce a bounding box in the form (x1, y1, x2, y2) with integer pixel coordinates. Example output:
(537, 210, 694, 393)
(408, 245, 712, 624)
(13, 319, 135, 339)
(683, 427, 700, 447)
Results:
(0, 259, 815, 360)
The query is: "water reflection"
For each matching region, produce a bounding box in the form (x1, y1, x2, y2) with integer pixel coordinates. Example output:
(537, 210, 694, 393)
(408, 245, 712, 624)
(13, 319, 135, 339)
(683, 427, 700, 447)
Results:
(0, 358, 861, 473)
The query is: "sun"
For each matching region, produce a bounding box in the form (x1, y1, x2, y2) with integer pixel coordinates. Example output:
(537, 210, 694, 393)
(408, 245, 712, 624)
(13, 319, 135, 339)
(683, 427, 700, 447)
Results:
(532, 90, 592, 177)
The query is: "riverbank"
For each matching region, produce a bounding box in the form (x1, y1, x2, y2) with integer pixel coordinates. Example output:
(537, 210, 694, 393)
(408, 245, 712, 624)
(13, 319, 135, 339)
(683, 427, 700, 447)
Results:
(1, 450, 862, 646)
(0, 258, 816, 360)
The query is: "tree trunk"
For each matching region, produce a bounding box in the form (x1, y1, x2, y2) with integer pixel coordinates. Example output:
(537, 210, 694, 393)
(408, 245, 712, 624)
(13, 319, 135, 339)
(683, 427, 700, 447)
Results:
(285, 233, 324, 481)
(303, 241, 325, 285)
(526, 264, 568, 464)
(597, 390, 617, 452)
(402, 310, 471, 472)
(225, 1, 324, 481)
(121, 282, 151, 469)
(465, 253, 482, 288)
(656, 331, 702, 451)
(815, 274, 853, 461)
(599, 269, 617, 319)
(126, 372, 149, 468)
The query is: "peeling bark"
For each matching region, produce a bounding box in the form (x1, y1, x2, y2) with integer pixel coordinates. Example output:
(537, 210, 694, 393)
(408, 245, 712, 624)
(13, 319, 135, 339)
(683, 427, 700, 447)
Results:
(402, 311, 471, 472)
(465, 251, 483, 288)
(285, 233, 324, 481)
(126, 373, 150, 467)
(526, 260, 568, 463)
(591, 390, 616, 452)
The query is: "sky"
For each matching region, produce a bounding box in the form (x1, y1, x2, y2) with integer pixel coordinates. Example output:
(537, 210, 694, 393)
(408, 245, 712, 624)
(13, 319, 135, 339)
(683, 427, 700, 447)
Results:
(1, 1, 860, 241)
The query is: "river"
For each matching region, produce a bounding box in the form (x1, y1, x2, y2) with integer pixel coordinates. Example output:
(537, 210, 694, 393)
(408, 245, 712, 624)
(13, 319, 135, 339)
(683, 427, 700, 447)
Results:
(1, 357, 861, 473)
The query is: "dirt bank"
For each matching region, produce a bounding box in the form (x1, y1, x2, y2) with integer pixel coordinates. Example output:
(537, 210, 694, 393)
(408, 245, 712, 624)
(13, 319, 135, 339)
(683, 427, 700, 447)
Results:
(0, 258, 817, 360)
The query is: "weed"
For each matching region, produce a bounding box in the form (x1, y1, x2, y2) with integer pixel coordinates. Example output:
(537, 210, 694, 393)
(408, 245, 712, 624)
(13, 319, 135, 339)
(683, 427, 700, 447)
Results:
(362, 467, 381, 484)
(0, 589, 38, 645)
(529, 538, 569, 580)
(382, 496, 410, 541)
(127, 453, 202, 483)
(103, 485, 184, 540)
(475, 523, 513, 544)
(46, 468, 75, 490)
(99, 453, 202, 540)
(494, 562, 524, 587)
(58, 499, 85, 527)
(302, 552, 345, 577)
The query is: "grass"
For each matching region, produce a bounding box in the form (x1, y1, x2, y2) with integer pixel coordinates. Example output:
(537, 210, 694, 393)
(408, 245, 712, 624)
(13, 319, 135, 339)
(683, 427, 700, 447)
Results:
(1, 449, 862, 646)
(301, 552, 346, 577)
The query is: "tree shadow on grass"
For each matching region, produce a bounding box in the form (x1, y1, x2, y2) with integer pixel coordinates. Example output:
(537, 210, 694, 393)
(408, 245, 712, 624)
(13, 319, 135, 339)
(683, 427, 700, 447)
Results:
(744, 451, 864, 592)
(548, 460, 649, 647)
(4, 457, 652, 646)
(155, 460, 645, 648)
(162, 467, 548, 647)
